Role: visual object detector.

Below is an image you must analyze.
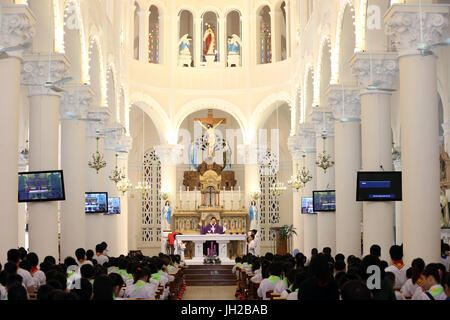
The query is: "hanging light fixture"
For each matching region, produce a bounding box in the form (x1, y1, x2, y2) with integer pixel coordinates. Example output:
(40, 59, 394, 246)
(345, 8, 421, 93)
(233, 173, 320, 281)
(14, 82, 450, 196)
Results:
(249, 190, 262, 201)
(117, 178, 133, 195)
(88, 137, 107, 174)
(270, 102, 286, 196)
(299, 154, 313, 186)
(135, 108, 151, 195)
(316, 132, 334, 173)
(109, 154, 126, 184)
(287, 163, 304, 191)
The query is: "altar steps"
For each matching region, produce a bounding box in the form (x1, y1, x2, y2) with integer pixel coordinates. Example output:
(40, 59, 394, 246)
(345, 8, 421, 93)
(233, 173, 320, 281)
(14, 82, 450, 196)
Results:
(184, 265, 236, 286)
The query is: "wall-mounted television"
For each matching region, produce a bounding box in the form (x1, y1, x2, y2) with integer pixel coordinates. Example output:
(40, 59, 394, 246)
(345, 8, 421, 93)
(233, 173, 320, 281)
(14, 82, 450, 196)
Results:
(356, 172, 402, 201)
(85, 192, 108, 214)
(313, 190, 336, 212)
(18, 170, 66, 203)
(301, 197, 315, 214)
(105, 197, 120, 215)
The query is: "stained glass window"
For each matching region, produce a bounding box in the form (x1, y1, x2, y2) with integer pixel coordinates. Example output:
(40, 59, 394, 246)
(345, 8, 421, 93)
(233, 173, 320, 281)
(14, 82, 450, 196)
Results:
(261, 24, 272, 64)
(149, 24, 159, 64)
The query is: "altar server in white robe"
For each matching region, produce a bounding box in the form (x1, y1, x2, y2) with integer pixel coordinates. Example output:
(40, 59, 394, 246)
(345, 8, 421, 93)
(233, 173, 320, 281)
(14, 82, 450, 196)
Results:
(248, 234, 257, 256)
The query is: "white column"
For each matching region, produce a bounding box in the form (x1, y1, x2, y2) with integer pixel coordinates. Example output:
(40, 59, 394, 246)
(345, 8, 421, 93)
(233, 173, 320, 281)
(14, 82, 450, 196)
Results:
(194, 18, 202, 67)
(154, 144, 184, 252)
(385, 4, 448, 264)
(59, 85, 92, 259)
(298, 124, 317, 256)
(288, 136, 304, 253)
(219, 18, 226, 67)
(311, 108, 336, 255)
(139, 8, 150, 63)
(21, 54, 70, 261)
(0, 4, 34, 264)
(85, 107, 111, 251)
(328, 85, 362, 258)
(352, 52, 399, 261)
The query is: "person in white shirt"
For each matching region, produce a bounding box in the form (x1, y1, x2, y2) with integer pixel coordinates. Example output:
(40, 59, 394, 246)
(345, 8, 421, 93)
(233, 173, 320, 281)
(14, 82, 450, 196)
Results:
(109, 273, 125, 300)
(75, 248, 93, 268)
(248, 235, 257, 256)
(257, 262, 283, 300)
(26, 252, 46, 291)
(123, 267, 157, 299)
(7, 249, 34, 294)
(413, 263, 447, 300)
(441, 243, 450, 272)
(401, 258, 425, 299)
(384, 245, 408, 290)
(93, 244, 109, 266)
(0, 284, 6, 300)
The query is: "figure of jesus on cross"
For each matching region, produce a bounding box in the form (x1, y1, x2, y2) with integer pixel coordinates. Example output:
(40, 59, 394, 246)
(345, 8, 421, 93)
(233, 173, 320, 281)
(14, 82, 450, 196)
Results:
(195, 110, 226, 160)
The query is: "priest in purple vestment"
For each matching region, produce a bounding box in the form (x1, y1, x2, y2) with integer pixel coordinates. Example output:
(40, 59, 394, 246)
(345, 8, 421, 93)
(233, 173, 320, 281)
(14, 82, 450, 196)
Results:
(199, 217, 227, 256)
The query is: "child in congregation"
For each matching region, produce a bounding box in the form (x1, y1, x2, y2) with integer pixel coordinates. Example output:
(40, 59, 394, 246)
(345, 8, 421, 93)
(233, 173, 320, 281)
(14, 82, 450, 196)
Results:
(232, 257, 242, 276)
(257, 262, 284, 300)
(7, 249, 34, 294)
(385, 245, 409, 290)
(413, 263, 447, 300)
(273, 263, 289, 294)
(400, 258, 425, 299)
(26, 253, 46, 291)
(441, 242, 450, 272)
(123, 266, 157, 299)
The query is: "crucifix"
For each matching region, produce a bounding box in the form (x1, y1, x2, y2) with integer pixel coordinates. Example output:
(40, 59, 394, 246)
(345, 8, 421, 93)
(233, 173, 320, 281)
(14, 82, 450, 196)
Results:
(195, 110, 227, 159)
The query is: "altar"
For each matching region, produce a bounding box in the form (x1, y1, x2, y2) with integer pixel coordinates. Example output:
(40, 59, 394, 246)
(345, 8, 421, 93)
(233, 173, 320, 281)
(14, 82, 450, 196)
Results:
(176, 234, 247, 265)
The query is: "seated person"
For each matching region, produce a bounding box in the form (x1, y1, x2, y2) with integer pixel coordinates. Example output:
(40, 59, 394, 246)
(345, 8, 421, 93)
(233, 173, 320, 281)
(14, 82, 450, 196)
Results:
(257, 262, 283, 300)
(413, 263, 447, 300)
(384, 245, 408, 290)
(123, 266, 156, 299)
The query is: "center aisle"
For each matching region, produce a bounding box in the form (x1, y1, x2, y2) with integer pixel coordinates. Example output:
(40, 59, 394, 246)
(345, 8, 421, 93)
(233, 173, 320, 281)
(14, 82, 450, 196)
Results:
(182, 286, 237, 300)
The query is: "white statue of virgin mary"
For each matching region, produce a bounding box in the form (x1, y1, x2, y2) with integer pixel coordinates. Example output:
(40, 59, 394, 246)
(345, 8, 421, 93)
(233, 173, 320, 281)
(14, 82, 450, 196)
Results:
(249, 200, 259, 231)
(161, 200, 172, 231)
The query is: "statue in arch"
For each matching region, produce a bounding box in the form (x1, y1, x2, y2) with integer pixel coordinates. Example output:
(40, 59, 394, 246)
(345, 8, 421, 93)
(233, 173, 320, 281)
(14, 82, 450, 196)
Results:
(162, 200, 172, 231)
(249, 200, 259, 231)
(203, 24, 216, 56)
(227, 34, 242, 67)
(178, 34, 192, 67)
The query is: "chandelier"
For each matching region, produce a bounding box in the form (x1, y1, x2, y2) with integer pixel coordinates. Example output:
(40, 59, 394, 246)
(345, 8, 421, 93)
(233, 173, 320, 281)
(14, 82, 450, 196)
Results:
(161, 192, 170, 201)
(135, 179, 151, 195)
(316, 136, 334, 173)
(109, 154, 126, 184)
(249, 190, 261, 201)
(288, 163, 304, 191)
(299, 154, 313, 186)
(88, 137, 107, 174)
(270, 182, 287, 197)
(117, 179, 133, 195)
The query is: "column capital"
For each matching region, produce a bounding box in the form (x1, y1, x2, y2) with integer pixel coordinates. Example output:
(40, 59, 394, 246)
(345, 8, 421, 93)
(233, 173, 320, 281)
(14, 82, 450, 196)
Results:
(21, 53, 70, 97)
(60, 84, 93, 120)
(350, 52, 399, 91)
(154, 144, 184, 166)
(104, 123, 126, 151)
(116, 135, 133, 158)
(85, 106, 111, 138)
(327, 84, 361, 122)
(298, 124, 316, 154)
(384, 4, 449, 57)
(309, 106, 335, 138)
(0, 4, 36, 59)
(287, 136, 303, 161)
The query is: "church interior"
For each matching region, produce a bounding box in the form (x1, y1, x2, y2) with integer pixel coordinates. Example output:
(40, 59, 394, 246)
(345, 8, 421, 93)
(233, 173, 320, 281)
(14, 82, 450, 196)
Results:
(1, 0, 450, 302)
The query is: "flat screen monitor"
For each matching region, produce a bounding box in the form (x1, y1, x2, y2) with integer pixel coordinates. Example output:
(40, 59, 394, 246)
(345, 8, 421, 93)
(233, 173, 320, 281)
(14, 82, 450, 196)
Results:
(106, 197, 121, 215)
(85, 192, 108, 214)
(356, 172, 402, 201)
(301, 197, 315, 214)
(313, 190, 336, 212)
(18, 170, 66, 203)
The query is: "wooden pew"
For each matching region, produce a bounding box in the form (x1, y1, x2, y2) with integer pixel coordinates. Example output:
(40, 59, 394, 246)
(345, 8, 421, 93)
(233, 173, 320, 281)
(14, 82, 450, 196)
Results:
(265, 290, 274, 300)
(270, 292, 281, 300)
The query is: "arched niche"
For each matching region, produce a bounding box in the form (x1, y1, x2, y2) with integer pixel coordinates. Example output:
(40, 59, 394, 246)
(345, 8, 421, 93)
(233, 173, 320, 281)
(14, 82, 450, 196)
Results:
(133, 2, 140, 60)
(226, 10, 242, 67)
(275, 1, 288, 61)
(178, 9, 194, 67)
(202, 11, 219, 63)
(149, 5, 161, 64)
(257, 5, 272, 64)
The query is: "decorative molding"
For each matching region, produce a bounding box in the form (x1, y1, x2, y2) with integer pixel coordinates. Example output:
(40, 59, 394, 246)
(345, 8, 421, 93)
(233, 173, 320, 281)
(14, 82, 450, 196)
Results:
(327, 85, 361, 122)
(85, 106, 111, 138)
(309, 106, 334, 138)
(350, 52, 399, 90)
(298, 124, 316, 154)
(60, 85, 93, 120)
(0, 5, 36, 59)
(21, 54, 70, 97)
(384, 4, 449, 57)
(287, 136, 303, 161)
(104, 122, 126, 151)
(154, 144, 184, 166)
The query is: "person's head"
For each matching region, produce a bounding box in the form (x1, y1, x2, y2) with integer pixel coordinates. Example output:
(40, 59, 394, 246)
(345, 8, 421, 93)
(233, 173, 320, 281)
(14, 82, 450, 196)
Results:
(43, 256, 56, 265)
(248, 234, 255, 241)
(25, 252, 39, 269)
(389, 245, 403, 262)
(86, 250, 94, 260)
(335, 253, 345, 262)
(268, 262, 282, 277)
(133, 266, 150, 283)
(4, 262, 17, 276)
(80, 264, 95, 279)
(421, 263, 441, 290)
(100, 242, 108, 251)
(6, 274, 23, 289)
(361, 254, 382, 282)
(308, 254, 331, 282)
(411, 258, 425, 284)
(37, 285, 55, 301)
(251, 200, 256, 206)
(385, 271, 396, 288)
(311, 248, 318, 256)
(295, 252, 306, 269)
(264, 252, 274, 262)
(18, 248, 27, 261)
(251, 229, 257, 236)
(92, 275, 114, 301)
(444, 272, 450, 297)
(370, 245, 381, 258)
(95, 244, 104, 254)
(7, 285, 28, 301)
(334, 260, 346, 274)
(75, 248, 86, 261)
(252, 260, 261, 273)
(235, 257, 242, 264)
(441, 242, 450, 256)
(322, 247, 332, 256)
(7, 249, 21, 265)
(210, 217, 217, 225)
(165, 201, 170, 206)
(64, 256, 78, 269)
(341, 280, 371, 301)
(109, 273, 124, 299)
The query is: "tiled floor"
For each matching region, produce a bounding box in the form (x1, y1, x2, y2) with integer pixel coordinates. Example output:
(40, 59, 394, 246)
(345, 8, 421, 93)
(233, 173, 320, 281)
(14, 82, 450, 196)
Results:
(182, 286, 237, 300)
